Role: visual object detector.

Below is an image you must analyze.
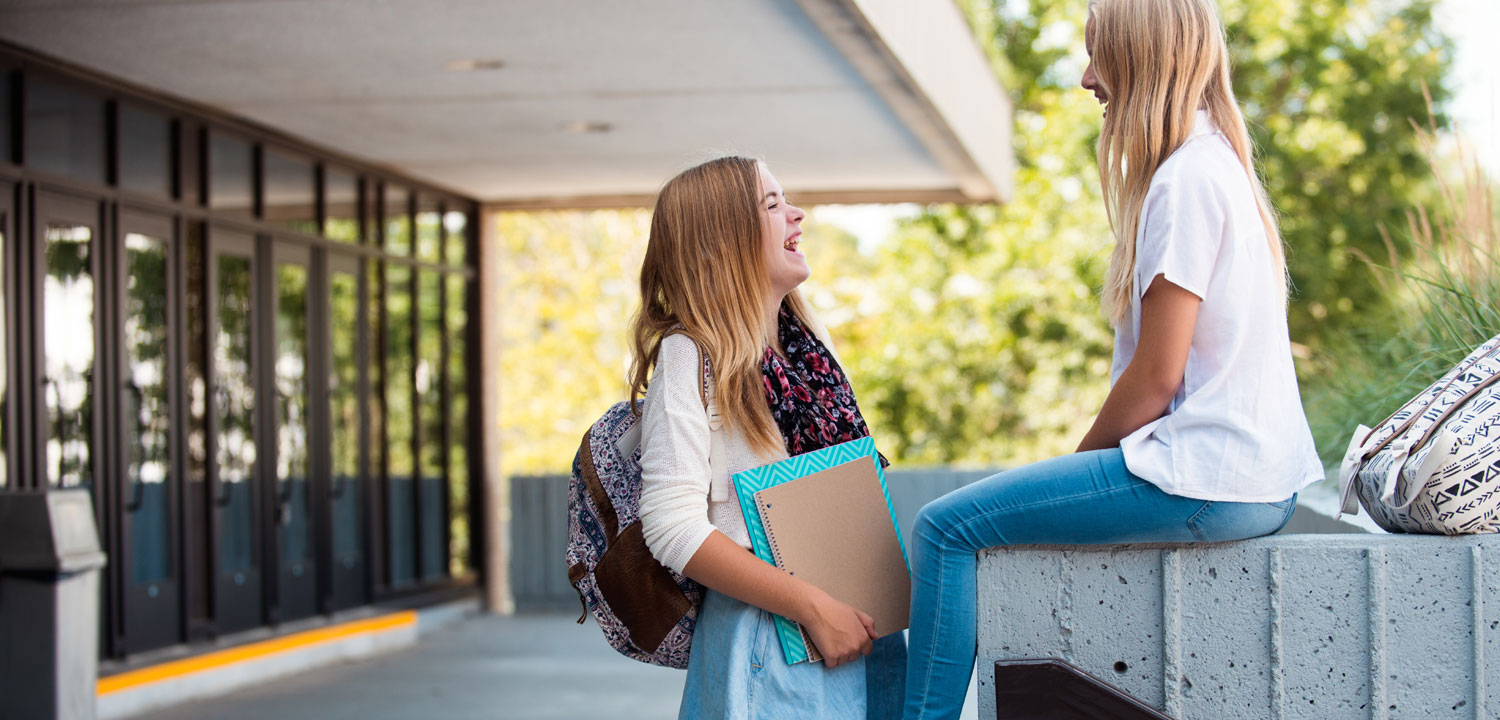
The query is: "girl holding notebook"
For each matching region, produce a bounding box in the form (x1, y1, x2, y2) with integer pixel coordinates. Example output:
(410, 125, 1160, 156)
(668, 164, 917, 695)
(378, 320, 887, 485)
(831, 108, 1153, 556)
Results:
(632, 156, 906, 719)
(903, 0, 1323, 717)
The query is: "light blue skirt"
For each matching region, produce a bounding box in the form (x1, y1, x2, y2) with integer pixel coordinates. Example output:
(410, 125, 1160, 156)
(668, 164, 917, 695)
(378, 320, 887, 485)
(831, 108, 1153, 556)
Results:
(678, 590, 906, 720)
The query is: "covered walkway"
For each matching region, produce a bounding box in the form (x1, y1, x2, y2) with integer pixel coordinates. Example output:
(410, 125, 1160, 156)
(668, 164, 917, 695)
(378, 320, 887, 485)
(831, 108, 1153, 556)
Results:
(134, 611, 979, 719)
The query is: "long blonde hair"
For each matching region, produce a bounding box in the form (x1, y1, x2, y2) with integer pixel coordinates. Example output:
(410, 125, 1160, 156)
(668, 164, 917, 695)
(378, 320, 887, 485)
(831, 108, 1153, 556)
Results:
(1088, 0, 1286, 324)
(628, 156, 821, 455)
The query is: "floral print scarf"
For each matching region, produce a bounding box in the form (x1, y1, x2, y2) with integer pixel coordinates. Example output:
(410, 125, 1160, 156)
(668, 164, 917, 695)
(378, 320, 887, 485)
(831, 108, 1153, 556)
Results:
(761, 304, 887, 465)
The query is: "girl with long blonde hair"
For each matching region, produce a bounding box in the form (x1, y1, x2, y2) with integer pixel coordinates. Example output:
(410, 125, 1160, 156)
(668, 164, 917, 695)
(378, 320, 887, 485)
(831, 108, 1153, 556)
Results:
(902, 1, 1322, 716)
(633, 156, 905, 718)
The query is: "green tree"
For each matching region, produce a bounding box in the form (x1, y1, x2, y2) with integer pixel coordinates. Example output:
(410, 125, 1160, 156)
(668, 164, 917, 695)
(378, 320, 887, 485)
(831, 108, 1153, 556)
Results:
(497, 210, 651, 475)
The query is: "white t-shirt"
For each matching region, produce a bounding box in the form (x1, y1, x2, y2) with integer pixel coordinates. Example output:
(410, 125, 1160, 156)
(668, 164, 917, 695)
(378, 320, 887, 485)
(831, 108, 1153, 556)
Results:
(1110, 110, 1324, 502)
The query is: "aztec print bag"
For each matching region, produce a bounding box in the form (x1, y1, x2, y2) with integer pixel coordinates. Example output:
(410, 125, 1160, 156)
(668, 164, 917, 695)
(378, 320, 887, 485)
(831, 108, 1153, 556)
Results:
(565, 342, 715, 668)
(1339, 332, 1500, 534)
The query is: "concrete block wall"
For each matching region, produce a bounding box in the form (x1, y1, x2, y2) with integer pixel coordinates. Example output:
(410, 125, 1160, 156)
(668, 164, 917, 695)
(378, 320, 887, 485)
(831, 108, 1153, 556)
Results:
(978, 534, 1500, 719)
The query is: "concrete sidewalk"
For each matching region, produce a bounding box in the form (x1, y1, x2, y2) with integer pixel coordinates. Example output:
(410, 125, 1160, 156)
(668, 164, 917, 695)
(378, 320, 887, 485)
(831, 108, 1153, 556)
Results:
(140, 611, 978, 720)
(140, 611, 684, 720)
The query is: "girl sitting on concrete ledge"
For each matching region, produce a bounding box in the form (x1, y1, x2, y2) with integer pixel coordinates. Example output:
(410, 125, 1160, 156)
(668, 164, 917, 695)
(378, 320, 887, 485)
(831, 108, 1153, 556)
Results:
(902, 1, 1324, 717)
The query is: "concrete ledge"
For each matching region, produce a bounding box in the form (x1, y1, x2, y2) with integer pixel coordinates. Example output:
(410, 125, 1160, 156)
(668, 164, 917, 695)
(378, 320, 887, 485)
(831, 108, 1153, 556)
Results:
(978, 534, 1500, 720)
(98, 597, 478, 719)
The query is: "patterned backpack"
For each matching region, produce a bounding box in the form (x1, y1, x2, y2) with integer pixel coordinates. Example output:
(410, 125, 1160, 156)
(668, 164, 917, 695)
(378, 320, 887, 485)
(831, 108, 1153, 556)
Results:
(565, 344, 713, 668)
(1339, 331, 1500, 533)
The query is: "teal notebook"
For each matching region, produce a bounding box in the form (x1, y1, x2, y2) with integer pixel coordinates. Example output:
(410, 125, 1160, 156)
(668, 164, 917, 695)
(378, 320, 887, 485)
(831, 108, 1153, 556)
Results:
(732, 436, 910, 665)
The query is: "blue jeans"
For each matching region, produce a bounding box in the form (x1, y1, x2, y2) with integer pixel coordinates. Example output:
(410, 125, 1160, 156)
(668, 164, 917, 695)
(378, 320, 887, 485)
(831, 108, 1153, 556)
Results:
(901, 448, 1296, 720)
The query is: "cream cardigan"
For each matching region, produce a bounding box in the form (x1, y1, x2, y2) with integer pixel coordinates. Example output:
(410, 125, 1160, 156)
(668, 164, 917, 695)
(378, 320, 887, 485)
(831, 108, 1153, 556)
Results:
(637, 334, 789, 574)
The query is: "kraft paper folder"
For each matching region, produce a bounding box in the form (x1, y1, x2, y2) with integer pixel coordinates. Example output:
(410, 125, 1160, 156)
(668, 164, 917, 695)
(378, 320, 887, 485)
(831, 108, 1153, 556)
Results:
(731, 436, 911, 665)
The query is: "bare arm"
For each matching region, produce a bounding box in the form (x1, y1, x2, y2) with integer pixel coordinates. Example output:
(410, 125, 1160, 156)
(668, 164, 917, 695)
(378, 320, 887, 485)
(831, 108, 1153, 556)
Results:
(1077, 275, 1200, 452)
(683, 532, 877, 668)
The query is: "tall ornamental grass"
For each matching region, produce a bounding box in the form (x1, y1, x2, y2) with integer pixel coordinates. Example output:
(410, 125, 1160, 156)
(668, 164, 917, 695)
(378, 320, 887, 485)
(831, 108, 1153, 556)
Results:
(1303, 111, 1500, 471)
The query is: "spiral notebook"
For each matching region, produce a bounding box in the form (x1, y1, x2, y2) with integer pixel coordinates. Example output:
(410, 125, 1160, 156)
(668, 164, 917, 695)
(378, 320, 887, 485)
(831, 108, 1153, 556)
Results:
(732, 436, 911, 665)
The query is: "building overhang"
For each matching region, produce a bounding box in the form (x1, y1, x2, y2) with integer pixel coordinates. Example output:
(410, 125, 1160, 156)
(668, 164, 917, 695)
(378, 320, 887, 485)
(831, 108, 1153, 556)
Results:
(0, 0, 1013, 207)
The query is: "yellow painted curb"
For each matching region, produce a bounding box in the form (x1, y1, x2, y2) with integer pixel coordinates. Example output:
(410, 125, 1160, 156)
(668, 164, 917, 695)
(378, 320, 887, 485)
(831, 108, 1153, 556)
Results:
(97, 611, 418, 696)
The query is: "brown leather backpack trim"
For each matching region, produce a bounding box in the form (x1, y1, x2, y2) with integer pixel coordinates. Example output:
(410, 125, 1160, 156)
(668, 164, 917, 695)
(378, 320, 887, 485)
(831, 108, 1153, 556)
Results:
(577, 429, 620, 540)
(593, 521, 693, 654)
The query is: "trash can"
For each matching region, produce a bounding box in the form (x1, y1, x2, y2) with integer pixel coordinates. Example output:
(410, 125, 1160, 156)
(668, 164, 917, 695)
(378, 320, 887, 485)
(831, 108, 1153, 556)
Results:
(0, 489, 108, 720)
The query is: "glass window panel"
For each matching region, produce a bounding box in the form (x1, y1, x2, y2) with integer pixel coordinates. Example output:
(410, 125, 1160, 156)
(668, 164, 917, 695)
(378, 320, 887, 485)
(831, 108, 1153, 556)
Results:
(417, 271, 444, 579)
(367, 260, 384, 582)
(119, 105, 173, 198)
(329, 266, 362, 564)
(416, 197, 441, 264)
(444, 211, 467, 268)
(25, 80, 104, 183)
(184, 223, 210, 620)
(275, 261, 312, 577)
(124, 231, 172, 583)
(446, 274, 469, 576)
(383, 185, 410, 256)
(264, 150, 316, 235)
(324, 168, 360, 243)
(209, 133, 254, 220)
(215, 252, 256, 575)
(385, 263, 415, 585)
(44, 223, 94, 489)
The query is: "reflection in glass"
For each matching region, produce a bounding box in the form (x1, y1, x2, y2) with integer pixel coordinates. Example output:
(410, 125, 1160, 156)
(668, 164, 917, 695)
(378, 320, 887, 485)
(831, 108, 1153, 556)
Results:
(45, 224, 94, 489)
(444, 211, 467, 267)
(367, 260, 384, 577)
(125, 232, 172, 583)
(416, 197, 441, 264)
(446, 275, 470, 575)
(384, 185, 410, 256)
(276, 262, 312, 577)
(184, 224, 210, 620)
(385, 263, 415, 585)
(215, 253, 256, 575)
(119, 105, 173, 198)
(25, 80, 105, 183)
(210, 134, 254, 220)
(325, 169, 360, 243)
(264, 151, 316, 235)
(417, 271, 444, 579)
(329, 267, 363, 567)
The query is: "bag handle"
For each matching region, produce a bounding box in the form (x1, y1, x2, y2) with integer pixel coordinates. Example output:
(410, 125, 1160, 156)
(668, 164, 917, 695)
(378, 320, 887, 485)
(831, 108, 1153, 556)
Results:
(1410, 364, 1500, 451)
(1354, 342, 1500, 465)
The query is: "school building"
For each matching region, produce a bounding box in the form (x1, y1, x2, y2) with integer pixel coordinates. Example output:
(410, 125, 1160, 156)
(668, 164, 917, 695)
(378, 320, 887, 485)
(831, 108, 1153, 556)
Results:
(0, 1, 1011, 715)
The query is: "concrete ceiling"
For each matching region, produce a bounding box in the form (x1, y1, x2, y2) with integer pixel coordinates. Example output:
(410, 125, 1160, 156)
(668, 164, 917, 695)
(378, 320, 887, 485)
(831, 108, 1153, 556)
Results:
(0, 0, 1013, 206)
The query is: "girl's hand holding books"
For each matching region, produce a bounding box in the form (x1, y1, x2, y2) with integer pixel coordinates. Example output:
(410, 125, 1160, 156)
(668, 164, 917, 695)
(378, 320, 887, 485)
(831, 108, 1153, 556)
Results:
(798, 588, 878, 669)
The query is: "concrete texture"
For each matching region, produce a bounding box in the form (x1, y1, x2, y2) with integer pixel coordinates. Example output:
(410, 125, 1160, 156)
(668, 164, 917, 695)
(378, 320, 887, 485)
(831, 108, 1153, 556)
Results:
(977, 534, 1500, 719)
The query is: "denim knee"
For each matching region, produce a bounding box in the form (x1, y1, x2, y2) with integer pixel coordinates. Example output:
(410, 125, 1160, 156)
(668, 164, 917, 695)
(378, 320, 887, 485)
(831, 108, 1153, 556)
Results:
(912, 500, 948, 551)
(912, 492, 989, 558)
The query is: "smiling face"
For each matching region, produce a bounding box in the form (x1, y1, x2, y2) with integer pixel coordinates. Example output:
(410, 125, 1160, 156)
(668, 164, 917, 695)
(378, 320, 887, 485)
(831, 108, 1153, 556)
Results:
(1081, 14, 1109, 109)
(758, 165, 809, 301)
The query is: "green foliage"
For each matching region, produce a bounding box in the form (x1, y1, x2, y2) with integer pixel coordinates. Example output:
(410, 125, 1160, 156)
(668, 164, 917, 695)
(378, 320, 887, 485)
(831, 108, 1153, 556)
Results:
(497, 210, 651, 475)
(1302, 126, 1500, 469)
(1220, 0, 1452, 345)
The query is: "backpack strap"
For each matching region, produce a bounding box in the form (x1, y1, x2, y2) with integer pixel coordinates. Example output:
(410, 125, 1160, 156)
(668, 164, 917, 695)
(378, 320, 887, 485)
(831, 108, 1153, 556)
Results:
(661, 331, 728, 501)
